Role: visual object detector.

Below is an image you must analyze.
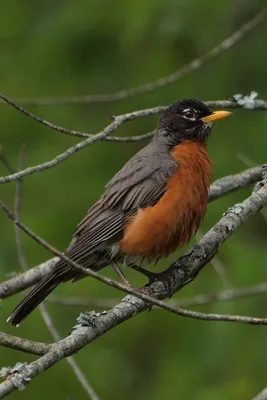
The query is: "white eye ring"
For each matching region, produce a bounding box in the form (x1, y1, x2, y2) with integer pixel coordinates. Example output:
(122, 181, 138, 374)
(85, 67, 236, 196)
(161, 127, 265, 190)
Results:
(182, 108, 196, 121)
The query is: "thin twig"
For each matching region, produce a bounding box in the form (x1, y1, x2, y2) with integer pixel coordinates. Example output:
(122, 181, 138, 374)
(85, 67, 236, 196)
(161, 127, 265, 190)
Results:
(38, 303, 100, 400)
(0, 145, 15, 174)
(47, 281, 267, 309)
(1, 182, 267, 324)
(1, 181, 267, 397)
(14, 145, 27, 271)
(196, 230, 232, 288)
(3, 9, 266, 107)
(0, 101, 164, 184)
(0, 165, 263, 300)
(97, 131, 155, 142)
(0, 94, 267, 184)
(1, 90, 267, 185)
(8, 150, 100, 400)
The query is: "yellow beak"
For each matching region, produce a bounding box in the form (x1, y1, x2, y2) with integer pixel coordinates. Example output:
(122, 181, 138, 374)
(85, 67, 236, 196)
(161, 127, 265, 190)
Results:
(201, 110, 232, 123)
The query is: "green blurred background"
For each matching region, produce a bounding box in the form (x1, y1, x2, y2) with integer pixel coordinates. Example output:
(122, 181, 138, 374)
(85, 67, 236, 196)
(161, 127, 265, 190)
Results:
(1, 1, 267, 399)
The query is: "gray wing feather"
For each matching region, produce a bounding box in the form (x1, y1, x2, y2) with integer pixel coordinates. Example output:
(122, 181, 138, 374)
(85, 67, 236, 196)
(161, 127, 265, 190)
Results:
(64, 144, 178, 262)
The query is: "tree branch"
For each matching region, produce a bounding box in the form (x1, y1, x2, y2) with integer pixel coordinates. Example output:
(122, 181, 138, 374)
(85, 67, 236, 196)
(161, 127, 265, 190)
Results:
(0, 90, 266, 185)
(1, 179, 267, 323)
(38, 303, 100, 400)
(252, 387, 267, 400)
(0, 100, 164, 184)
(3, 148, 100, 400)
(5, 277, 267, 357)
(0, 333, 50, 356)
(0, 257, 58, 299)
(47, 281, 267, 309)
(0, 165, 263, 300)
(2, 8, 266, 106)
(1, 179, 267, 397)
(13, 146, 28, 271)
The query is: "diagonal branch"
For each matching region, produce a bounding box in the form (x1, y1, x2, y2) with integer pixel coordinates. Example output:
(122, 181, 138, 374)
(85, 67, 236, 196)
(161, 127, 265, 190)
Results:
(13, 146, 28, 271)
(1, 181, 267, 397)
(2, 8, 266, 107)
(5, 277, 267, 357)
(1, 180, 267, 324)
(0, 257, 58, 299)
(46, 280, 267, 309)
(6, 149, 100, 400)
(38, 303, 100, 400)
(0, 91, 266, 185)
(252, 387, 267, 400)
(0, 100, 164, 184)
(0, 165, 263, 300)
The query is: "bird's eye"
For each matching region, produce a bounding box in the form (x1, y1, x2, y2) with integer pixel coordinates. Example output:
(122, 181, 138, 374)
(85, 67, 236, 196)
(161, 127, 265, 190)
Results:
(182, 109, 196, 120)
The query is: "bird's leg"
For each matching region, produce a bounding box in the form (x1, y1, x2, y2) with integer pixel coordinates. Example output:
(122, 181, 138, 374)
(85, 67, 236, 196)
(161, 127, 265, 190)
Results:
(111, 261, 132, 287)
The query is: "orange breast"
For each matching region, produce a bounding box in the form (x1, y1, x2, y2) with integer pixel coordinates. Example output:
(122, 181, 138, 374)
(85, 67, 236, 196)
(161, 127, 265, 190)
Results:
(120, 141, 213, 260)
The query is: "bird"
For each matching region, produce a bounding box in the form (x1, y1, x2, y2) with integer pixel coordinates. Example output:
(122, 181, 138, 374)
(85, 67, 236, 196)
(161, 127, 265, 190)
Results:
(8, 99, 231, 327)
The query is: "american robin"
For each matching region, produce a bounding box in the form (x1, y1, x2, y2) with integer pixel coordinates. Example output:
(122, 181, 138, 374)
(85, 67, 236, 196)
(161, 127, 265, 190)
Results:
(8, 99, 231, 326)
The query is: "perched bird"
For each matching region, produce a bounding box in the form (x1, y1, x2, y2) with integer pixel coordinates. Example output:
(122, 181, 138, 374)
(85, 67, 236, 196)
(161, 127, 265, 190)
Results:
(8, 99, 231, 326)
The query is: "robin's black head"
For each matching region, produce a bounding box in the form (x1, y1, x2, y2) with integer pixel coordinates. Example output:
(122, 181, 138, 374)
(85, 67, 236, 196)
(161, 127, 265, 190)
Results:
(155, 99, 231, 148)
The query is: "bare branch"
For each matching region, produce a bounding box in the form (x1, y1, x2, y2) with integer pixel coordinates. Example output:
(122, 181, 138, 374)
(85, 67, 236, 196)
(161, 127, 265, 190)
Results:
(0, 91, 266, 186)
(0, 165, 263, 300)
(5, 146, 100, 400)
(208, 165, 263, 201)
(1, 181, 267, 322)
(3, 9, 266, 107)
(0, 91, 163, 138)
(38, 303, 100, 400)
(0, 101, 164, 184)
(0, 258, 58, 299)
(0, 333, 50, 356)
(196, 230, 232, 288)
(0, 173, 267, 397)
(47, 280, 267, 309)
(0, 146, 14, 175)
(252, 387, 267, 400)
(14, 146, 28, 271)
(1, 180, 267, 397)
(96, 131, 155, 142)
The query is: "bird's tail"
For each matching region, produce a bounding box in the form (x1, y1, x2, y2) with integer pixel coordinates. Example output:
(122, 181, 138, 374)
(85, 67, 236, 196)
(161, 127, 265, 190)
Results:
(7, 274, 61, 327)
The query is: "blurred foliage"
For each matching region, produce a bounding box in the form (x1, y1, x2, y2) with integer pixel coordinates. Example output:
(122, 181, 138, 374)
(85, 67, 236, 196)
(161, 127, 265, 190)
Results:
(1, 0, 267, 399)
